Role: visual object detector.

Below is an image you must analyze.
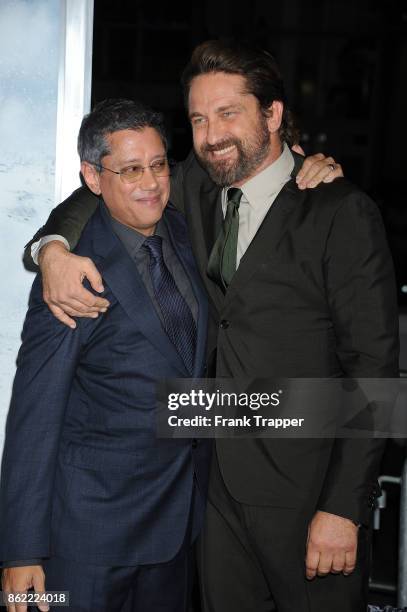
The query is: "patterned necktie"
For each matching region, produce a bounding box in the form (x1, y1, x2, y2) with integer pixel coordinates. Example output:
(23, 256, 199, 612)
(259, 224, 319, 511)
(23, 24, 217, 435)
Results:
(207, 187, 243, 289)
(143, 235, 197, 375)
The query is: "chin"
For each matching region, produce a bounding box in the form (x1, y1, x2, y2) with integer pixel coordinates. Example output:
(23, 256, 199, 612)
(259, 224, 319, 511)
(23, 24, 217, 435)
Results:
(143, 214, 163, 230)
(207, 154, 237, 173)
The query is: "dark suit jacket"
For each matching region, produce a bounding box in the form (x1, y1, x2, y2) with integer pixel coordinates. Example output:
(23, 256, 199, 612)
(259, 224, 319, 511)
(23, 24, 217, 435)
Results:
(23, 152, 399, 526)
(1, 202, 211, 566)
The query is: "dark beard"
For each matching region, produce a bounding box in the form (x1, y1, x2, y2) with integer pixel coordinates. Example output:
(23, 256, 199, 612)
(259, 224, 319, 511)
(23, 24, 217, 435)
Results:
(195, 117, 271, 187)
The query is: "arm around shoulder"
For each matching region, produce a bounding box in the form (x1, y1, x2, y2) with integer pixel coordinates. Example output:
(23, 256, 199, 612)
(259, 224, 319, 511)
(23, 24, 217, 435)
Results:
(23, 185, 99, 270)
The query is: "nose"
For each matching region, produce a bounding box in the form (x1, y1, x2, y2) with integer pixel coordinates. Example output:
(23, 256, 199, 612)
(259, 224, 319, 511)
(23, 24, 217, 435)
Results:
(139, 165, 159, 191)
(205, 117, 224, 146)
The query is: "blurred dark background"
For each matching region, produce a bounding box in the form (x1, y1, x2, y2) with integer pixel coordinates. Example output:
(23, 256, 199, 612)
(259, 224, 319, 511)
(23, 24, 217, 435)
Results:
(90, 1, 407, 607)
(91, 0, 407, 311)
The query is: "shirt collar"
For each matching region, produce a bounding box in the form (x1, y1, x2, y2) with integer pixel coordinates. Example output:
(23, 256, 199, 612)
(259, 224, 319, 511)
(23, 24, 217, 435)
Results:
(109, 211, 168, 259)
(223, 142, 294, 210)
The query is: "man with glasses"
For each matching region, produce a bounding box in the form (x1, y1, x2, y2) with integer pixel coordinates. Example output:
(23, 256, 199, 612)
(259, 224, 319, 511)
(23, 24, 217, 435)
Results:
(0, 98, 212, 612)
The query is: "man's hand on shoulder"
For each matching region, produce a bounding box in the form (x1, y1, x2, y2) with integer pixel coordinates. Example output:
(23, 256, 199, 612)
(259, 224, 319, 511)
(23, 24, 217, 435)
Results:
(305, 510, 358, 580)
(291, 145, 344, 190)
(2, 565, 48, 612)
(39, 241, 110, 329)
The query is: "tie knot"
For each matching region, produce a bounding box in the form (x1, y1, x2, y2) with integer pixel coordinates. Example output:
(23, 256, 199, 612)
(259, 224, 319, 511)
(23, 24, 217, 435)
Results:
(227, 187, 243, 210)
(143, 234, 163, 260)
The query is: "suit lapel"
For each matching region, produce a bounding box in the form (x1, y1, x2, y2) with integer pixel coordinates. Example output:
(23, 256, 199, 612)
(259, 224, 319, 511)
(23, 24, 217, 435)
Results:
(164, 205, 209, 378)
(92, 204, 189, 376)
(182, 151, 307, 313)
(223, 154, 307, 308)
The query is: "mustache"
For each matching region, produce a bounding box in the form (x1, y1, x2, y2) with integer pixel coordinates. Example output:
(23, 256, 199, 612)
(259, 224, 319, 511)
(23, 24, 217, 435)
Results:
(202, 138, 239, 154)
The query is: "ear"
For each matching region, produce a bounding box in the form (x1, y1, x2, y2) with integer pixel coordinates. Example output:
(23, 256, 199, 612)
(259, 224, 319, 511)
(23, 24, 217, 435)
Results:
(265, 100, 284, 135)
(81, 162, 102, 195)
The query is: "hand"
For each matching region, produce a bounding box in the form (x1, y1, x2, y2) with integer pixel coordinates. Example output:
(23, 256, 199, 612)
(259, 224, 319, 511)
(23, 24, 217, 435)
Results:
(2, 565, 49, 612)
(305, 510, 358, 579)
(291, 146, 344, 190)
(39, 241, 110, 329)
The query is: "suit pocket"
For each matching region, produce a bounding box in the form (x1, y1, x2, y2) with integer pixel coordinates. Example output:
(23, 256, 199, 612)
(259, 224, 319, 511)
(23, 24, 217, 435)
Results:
(58, 443, 151, 527)
(57, 442, 192, 529)
(61, 440, 189, 476)
(58, 462, 142, 531)
(62, 441, 156, 474)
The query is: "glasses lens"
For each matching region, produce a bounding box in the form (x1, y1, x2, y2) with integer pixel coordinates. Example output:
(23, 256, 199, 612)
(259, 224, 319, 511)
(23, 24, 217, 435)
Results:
(150, 159, 169, 176)
(120, 167, 143, 183)
(119, 160, 170, 183)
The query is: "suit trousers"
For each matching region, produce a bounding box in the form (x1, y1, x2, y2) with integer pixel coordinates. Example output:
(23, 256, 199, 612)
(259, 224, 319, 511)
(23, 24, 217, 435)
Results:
(42, 547, 193, 612)
(197, 449, 371, 612)
(40, 479, 202, 612)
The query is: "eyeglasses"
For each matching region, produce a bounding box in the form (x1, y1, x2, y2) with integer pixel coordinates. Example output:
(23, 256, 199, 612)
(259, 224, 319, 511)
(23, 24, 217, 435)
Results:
(96, 158, 173, 184)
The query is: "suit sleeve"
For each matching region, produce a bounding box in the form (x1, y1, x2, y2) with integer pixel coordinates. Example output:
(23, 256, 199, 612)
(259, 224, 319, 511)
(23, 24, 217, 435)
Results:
(317, 192, 399, 525)
(0, 275, 83, 562)
(23, 186, 99, 271)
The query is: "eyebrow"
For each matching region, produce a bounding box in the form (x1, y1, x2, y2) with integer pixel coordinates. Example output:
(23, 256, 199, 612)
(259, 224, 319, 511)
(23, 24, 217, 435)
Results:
(216, 104, 242, 113)
(119, 154, 166, 165)
(189, 111, 204, 120)
(189, 103, 243, 120)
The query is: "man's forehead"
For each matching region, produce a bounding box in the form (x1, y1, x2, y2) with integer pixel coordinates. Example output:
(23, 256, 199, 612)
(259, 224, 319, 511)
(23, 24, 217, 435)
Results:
(105, 127, 159, 143)
(188, 73, 252, 111)
(104, 127, 165, 158)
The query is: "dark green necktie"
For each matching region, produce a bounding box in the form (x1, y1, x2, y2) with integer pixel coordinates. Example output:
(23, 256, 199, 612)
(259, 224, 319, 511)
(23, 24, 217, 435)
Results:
(207, 187, 243, 289)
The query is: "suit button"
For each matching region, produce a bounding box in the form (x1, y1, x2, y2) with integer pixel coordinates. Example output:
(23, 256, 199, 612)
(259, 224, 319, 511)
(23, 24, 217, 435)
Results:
(220, 320, 230, 329)
(192, 439, 198, 449)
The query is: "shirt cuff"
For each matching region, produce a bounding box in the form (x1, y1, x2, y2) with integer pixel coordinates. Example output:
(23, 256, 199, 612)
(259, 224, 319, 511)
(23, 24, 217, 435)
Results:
(31, 235, 70, 265)
(1, 559, 43, 568)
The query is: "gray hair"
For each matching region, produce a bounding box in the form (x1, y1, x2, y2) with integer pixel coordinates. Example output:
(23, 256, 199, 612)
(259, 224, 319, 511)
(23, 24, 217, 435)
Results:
(77, 98, 168, 167)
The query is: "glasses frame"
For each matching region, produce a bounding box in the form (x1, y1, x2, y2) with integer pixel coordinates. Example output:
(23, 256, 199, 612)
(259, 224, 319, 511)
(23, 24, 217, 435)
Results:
(95, 158, 175, 184)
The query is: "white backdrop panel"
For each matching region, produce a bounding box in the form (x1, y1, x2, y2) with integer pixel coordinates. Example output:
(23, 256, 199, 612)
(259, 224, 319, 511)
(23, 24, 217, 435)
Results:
(0, 0, 93, 452)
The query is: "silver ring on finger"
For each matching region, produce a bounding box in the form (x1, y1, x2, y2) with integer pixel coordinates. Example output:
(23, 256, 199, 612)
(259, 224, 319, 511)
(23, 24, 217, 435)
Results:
(328, 163, 337, 172)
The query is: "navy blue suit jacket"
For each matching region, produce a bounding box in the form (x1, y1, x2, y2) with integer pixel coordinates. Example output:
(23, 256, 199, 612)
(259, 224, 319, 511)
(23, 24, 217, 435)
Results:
(0, 202, 211, 566)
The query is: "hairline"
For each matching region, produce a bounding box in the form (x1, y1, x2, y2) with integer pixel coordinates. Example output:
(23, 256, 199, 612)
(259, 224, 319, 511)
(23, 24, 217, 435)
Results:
(186, 69, 274, 112)
(99, 126, 167, 160)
